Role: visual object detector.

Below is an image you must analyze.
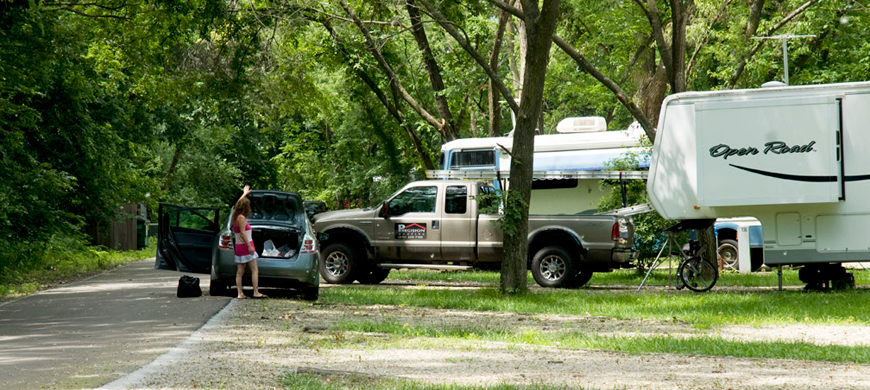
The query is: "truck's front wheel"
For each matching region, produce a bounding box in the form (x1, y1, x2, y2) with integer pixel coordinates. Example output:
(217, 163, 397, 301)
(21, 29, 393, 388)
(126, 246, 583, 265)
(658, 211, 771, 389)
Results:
(320, 243, 360, 284)
(531, 246, 578, 288)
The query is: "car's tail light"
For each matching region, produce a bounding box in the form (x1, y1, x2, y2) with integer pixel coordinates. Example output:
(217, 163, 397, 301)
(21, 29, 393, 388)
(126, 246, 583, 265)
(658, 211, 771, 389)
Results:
(300, 234, 317, 254)
(218, 234, 232, 249)
(612, 222, 620, 241)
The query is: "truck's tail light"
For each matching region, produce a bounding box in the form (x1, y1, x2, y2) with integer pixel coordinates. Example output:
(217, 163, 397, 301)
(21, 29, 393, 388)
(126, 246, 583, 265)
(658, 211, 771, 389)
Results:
(612, 218, 630, 242)
(218, 234, 232, 249)
(301, 234, 317, 254)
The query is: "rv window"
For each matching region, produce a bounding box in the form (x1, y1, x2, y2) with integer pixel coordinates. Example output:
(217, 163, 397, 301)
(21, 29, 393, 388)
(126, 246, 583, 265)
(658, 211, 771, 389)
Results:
(532, 179, 578, 190)
(450, 149, 495, 168)
(445, 186, 467, 214)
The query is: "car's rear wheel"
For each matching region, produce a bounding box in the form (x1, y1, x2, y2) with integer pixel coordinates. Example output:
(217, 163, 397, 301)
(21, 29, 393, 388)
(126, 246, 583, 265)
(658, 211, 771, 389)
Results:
(208, 278, 229, 296)
(320, 242, 361, 284)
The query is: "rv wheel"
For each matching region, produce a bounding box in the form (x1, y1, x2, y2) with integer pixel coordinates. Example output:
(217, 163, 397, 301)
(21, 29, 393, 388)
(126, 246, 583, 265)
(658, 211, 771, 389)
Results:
(717, 239, 739, 270)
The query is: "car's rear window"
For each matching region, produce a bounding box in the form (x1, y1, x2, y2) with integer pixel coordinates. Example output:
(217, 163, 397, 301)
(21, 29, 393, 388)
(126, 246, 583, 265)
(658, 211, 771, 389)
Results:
(248, 193, 300, 224)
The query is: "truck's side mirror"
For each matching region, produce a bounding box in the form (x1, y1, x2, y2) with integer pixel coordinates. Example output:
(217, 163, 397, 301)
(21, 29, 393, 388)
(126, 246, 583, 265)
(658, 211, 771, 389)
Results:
(380, 200, 391, 219)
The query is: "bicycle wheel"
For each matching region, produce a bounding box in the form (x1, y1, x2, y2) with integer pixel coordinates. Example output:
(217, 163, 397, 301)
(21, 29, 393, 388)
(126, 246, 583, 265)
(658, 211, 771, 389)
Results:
(679, 257, 718, 292)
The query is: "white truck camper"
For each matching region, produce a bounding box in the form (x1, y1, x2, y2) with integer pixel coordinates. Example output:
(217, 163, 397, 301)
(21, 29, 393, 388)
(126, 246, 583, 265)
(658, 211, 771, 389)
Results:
(648, 81, 870, 288)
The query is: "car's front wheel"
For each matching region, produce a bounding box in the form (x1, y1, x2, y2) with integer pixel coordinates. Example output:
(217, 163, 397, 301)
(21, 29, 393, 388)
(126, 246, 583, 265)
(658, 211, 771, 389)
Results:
(320, 242, 361, 284)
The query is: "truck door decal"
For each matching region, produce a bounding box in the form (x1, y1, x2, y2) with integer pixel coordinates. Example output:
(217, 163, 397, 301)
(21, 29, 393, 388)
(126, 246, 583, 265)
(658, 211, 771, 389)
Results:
(396, 223, 427, 239)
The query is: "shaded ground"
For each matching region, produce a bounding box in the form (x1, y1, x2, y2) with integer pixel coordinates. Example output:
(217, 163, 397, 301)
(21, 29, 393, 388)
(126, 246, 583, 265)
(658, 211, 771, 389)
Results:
(0, 260, 230, 390)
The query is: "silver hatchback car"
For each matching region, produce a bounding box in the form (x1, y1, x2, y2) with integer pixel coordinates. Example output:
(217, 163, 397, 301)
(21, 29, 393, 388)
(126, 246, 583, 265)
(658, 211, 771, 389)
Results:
(155, 190, 320, 300)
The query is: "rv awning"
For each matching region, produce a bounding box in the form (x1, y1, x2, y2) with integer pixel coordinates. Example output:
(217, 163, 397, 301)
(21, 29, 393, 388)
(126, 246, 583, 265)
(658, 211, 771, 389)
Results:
(532, 147, 649, 171)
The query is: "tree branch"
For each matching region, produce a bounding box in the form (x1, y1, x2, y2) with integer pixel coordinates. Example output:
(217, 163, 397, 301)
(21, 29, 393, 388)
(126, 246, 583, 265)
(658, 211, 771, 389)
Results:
(313, 14, 436, 170)
(687, 0, 734, 77)
(637, 0, 674, 87)
(552, 36, 656, 140)
(337, 0, 444, 135)
(727, 0, 821, 88)
(490, 0, 656, 138)
(406, 0, 458, 141)
(418, 0, 519, 115)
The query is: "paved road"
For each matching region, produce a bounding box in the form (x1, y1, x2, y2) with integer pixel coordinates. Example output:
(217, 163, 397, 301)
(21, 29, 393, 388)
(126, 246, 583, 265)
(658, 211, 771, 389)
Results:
(0, 259, 231, 390)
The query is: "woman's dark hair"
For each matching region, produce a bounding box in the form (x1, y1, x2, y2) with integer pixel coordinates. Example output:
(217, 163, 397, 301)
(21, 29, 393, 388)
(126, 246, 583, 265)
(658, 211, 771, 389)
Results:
(232, 197, 252, 227)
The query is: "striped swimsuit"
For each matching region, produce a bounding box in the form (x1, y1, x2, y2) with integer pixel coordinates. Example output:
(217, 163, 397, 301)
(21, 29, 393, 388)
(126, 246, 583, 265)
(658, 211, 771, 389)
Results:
(233, 222, 258, 263)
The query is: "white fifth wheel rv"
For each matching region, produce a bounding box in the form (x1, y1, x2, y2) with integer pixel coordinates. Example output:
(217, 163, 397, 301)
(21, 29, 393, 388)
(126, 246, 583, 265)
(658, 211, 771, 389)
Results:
(648, 80, 870, 288)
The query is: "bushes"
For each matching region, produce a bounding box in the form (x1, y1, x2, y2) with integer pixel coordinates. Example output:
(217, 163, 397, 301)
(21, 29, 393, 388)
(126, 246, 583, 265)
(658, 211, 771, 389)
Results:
(0, 235, 156, 300)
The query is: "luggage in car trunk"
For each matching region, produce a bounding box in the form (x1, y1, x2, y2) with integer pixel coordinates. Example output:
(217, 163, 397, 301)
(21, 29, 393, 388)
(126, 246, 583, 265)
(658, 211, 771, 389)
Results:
(252, 227, 301, 258)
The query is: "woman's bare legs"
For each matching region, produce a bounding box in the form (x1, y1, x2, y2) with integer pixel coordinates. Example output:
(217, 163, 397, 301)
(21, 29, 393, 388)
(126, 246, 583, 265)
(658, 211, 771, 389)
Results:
(235, 263, 247, 299)
(249, 259, 266, 298)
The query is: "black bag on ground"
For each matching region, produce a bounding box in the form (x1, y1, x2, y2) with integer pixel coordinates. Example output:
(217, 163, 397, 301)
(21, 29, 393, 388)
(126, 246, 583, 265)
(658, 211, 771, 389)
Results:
(177, 275, 202, 298)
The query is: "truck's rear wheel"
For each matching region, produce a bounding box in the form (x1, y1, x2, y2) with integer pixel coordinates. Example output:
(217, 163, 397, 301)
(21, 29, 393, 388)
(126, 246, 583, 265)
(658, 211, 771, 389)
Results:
(357, 266, 390, 284)
(320, 243, 360, 284)
(567, 265, 593, 288)
(531, 246, 578, 288)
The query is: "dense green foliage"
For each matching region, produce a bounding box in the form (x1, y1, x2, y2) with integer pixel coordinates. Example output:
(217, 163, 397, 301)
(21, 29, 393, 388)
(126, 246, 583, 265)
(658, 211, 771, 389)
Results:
(4, 0, 870, 280)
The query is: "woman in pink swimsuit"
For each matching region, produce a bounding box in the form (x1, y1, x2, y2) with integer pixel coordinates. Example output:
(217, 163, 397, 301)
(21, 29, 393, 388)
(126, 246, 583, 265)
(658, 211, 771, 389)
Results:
(232, 185, 266, 299)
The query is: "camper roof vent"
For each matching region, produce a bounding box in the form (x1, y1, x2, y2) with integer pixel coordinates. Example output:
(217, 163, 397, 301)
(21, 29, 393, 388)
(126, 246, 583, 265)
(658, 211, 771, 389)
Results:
(556, 116, 607, 133)
(761, 81, 787, 88)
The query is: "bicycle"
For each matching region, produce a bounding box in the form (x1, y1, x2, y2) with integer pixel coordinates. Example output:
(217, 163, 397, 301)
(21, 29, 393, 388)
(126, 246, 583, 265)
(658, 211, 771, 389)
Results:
(674, 239, 718, 292)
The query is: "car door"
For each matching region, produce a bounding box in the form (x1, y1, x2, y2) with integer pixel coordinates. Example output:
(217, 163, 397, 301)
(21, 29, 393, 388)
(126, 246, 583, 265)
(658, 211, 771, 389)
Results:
(155, 203, 219, 273)
(374, 185, 442, 261)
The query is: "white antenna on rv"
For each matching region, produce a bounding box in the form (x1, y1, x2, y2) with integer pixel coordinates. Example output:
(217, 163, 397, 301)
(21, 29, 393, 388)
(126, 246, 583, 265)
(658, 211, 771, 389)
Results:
(750, 34, 815, 85)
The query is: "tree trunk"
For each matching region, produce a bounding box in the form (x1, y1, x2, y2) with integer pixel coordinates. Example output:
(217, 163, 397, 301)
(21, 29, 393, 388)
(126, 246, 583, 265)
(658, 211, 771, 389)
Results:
(745, 0, 766, 40)
(488, 9, 510, 137)
(500, 0, 561, 295)
(669, 0, 689, 93)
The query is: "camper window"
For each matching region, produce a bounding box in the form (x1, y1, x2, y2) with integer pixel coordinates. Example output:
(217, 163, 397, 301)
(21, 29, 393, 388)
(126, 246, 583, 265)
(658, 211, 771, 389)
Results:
(532, 179, 579, 190)
(450, 149, 495, 168)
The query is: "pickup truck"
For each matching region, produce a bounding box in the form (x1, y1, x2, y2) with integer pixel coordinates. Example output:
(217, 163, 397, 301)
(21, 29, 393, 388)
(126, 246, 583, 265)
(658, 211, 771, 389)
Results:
(313, 180, 637, 288)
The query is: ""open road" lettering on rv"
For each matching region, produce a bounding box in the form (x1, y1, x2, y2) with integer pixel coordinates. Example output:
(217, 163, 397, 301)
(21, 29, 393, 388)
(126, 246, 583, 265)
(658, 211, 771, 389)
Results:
(709, 141, 816, 160)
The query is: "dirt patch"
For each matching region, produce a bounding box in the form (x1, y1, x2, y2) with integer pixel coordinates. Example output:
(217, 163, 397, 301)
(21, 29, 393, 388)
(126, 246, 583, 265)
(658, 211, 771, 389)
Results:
(120, 283, 870, 390)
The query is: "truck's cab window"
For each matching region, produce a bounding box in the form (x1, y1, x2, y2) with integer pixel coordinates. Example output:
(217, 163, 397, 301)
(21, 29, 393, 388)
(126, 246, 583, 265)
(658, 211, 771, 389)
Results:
(476, 184, 499, 214)
(388, 186, 437, 216)
(445, 186, 467, 214)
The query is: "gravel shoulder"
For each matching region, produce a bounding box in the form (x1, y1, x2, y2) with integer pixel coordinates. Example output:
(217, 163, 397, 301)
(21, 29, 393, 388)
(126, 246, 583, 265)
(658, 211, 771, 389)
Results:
(105, 284, 870, 390)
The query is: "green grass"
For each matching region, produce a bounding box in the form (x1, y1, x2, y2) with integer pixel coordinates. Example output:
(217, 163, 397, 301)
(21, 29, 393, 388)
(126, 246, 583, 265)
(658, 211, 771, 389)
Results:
(282, 372, 589, 390)
(327, 318, 870, 364)
(320, 284, 870, 328)
(0, 241, 157, 300)
(388, 262, 870, 288)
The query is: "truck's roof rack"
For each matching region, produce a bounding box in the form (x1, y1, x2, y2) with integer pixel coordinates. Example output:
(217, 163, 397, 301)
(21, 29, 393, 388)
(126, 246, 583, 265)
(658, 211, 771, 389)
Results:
(425, 169, 648, 180)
